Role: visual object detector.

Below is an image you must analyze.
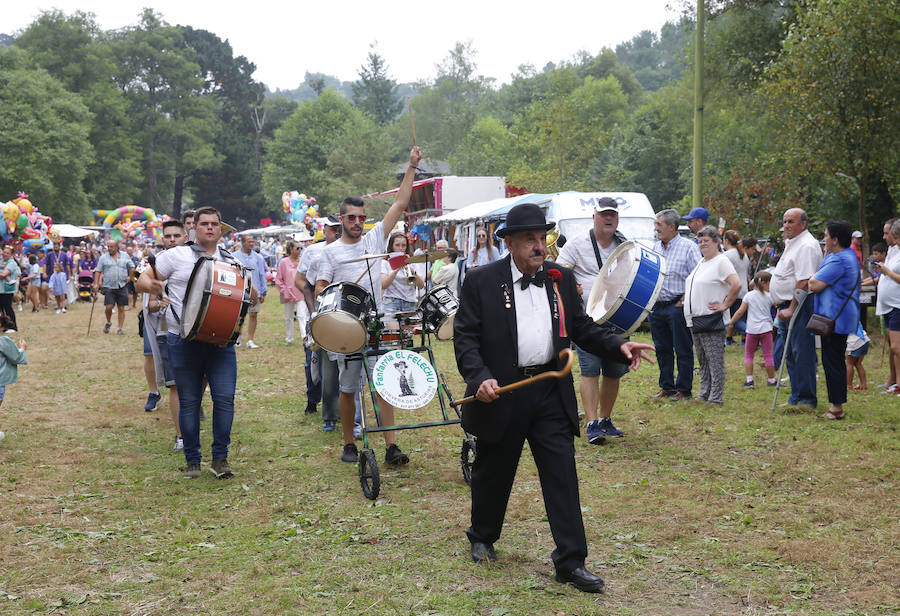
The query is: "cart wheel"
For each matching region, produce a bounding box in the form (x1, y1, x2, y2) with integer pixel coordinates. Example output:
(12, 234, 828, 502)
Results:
(460, 438, 476, 486)
(359, 449, 380, 500)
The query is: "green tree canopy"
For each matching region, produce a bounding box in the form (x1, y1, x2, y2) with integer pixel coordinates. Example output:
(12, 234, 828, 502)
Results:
(351, 47, 403, 126)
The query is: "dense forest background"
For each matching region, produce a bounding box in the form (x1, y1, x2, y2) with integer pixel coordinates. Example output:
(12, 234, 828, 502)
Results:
(0, 1, 897, 245)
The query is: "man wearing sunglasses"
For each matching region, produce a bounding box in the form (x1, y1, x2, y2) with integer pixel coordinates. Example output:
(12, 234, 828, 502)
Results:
(315, 146, 423, 465)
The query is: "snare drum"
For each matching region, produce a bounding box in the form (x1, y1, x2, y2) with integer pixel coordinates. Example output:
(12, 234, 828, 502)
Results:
(585, 241, 666, 336)
(417, 285, 459, 340)
(309, 282, 374, 353)
(368, 329, 412, 349)
(182, 257, 252, 346)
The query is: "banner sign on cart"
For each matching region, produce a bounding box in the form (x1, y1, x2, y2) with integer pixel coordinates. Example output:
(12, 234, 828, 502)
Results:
(372, 350, 438, 410)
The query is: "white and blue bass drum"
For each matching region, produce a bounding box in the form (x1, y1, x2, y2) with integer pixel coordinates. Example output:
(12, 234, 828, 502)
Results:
(585, 241, 666, 336)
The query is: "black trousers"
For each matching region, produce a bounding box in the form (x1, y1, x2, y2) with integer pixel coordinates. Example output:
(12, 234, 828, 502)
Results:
(466, 379, 587, 572)
(0, 293, 16, 330)
(821, 333, 848, 405)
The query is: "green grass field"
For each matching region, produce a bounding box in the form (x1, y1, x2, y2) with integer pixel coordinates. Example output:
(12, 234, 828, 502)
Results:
(1, 297, 897, 615)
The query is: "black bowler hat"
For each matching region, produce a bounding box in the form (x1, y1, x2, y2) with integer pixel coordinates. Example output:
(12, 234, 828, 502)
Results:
(496, 203, 554, 238)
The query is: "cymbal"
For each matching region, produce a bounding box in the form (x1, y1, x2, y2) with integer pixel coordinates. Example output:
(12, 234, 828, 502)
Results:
(340, 252, 390, 264)
(406, 250, 449, 264)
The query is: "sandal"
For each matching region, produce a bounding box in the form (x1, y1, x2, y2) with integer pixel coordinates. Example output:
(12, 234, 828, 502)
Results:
(820, 409, 845, 420)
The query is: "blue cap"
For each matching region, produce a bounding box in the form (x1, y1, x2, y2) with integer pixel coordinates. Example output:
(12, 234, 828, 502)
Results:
(682, 207, 709, 222)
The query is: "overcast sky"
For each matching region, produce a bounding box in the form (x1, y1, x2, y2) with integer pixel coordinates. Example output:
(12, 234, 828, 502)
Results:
(5, 1, 680, 90)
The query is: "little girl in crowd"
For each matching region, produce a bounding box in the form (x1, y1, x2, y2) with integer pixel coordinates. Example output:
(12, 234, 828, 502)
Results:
(49, 262, 67, 313)
(728, 270, 777, 388)
(0, 313, 28, 442)
(846, 323, 870, 390)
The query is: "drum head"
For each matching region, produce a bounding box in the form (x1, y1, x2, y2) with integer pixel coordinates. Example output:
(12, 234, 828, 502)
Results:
(310, 312, 368, 354)
(182, 258, 212, 333)
(435, 314, 455, 340)
(586, 241, 641, 322)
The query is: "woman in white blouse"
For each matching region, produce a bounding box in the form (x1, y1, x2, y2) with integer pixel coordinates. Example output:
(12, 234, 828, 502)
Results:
(684, 226, 741, 404)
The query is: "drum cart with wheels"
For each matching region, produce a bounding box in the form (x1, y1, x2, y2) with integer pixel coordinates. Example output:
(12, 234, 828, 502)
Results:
(351, 311, 476, 500)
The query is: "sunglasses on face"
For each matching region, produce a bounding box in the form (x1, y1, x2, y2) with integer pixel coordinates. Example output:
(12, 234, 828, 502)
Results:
(343, 214, 367, 222)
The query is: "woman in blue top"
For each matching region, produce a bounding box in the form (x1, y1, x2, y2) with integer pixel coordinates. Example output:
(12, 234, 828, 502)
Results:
(808, 220, 860, 420)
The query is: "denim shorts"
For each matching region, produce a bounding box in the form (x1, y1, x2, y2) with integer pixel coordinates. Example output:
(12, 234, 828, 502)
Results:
(574, 344, 629, 379)
(143, 334, 174, 385)
(0, 385, 5, 401)
(885, 308, 900, 332)
(103, 286, 129, 306)
(384, 297, 417, 314)
(848, 341, 870, 358)
(335, 353, 376, 394)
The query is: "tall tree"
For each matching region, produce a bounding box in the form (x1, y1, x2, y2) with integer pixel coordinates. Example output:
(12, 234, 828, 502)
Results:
(112, 10, 218, 215)
(14, 10, 141, 209)
(351, 46, 403, 126)
(762, 0, 900, 255)
(0, 48, 93, 222)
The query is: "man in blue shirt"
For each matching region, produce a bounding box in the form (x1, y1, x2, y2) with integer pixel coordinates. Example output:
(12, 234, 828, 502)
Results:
(808, 220, 859, 420)
(234, 234, 268, 348)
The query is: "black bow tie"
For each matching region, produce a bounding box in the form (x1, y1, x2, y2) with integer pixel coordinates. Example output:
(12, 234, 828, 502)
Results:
(520, 270, 546, 290)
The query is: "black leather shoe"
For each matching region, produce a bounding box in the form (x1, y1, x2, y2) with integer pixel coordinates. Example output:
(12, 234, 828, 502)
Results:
(470, 541, 497, 563)
(554, 567, 605, 593)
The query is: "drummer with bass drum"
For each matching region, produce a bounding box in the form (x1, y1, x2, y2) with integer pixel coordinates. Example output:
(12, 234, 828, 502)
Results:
(314, 146, 423, 466)
(556, 197, 631, 444)
(137, 206, 258, 480)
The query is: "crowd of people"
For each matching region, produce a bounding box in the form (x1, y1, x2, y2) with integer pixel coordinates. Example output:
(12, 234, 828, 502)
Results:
(1, 169, 897, 593)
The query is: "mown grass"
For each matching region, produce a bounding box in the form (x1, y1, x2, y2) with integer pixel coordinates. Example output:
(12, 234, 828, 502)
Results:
(1, 298, 897, 615)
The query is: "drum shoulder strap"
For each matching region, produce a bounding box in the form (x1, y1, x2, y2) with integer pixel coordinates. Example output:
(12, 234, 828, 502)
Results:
(589, 230, 627, 270)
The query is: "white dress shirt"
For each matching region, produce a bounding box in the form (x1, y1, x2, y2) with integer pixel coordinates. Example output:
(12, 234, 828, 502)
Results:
(511, 259, 554, 366)
(770, 229, 823, 304)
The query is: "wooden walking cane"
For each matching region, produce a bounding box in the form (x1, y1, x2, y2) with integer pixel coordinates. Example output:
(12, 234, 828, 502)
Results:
(451, 348, 575, 407)
(86, 289, 97, 334)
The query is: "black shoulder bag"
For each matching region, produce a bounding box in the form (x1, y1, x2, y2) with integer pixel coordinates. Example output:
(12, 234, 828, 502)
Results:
(806, 268, 859, 337)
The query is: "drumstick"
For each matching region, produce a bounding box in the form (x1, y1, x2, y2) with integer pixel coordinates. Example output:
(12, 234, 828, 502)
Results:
(451, 349, 574, 407)
(408, 97, 417, 147)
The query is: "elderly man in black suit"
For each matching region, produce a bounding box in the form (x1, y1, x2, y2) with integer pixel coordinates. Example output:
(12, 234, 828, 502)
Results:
(453, 203, 654, 593)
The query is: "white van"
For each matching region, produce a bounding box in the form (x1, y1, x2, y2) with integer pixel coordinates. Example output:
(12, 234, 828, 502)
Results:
(530, 191, 657, 246)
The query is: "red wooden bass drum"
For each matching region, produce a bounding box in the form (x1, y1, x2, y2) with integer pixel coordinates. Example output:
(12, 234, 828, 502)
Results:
(181, 257, 252, 346)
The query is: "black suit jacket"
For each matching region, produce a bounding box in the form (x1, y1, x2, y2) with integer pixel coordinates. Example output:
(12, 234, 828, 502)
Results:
(453, 255, 627, 442)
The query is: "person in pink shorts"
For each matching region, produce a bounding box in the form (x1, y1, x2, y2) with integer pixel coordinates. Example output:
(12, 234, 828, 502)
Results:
(729, 271, 777, 388)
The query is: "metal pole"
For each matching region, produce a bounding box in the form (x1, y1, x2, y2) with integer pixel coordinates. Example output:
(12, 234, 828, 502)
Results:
(692, 0, 705, 210)
(771, 289, 809, 412)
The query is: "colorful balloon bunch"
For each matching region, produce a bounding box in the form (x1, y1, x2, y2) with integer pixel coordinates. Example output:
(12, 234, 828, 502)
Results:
(281, 191, 318, 226)
(3, 192, 56, 253)
(92, 205, 165, 241)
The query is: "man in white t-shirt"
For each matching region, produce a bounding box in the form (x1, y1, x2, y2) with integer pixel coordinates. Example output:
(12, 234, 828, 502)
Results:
(315, 146, 422, 465)
(556, 197, 629, 444)
(137, 206, 258, 480)
(294, 215, 341, 420)
(770, 208, 823, 409)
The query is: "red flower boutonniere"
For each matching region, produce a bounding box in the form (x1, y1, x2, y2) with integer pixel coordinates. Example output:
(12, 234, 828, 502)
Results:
(546, 269, 567, 337)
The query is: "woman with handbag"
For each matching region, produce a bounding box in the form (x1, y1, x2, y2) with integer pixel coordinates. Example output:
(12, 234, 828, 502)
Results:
(684, 227, 742, 404)
(808, 220, 860, 420)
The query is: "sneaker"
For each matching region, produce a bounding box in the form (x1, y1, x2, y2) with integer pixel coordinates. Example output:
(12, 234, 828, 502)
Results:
(116, 328, 124, 335)
(598, 417, 624, 438)
(341, 443, 359, 463)
(884, 384, 899, 394)
(173, 437, 184, 452)
(385, 443, 410, 465)
(103, 322, 111, 334)
(322, 420, 336, 432)
(62, 307, 67, 313)
(742, 380, 755, 389)
(17, 304, 22, 311)
(304, 402, 317, 415)
(144, 391, 161, 412)
(0, 430, 5, 441)
(767, 378, 778, 386)
(586, 420, 605, 445)
(55, 309, 61, 314)
(246, 340, 260, 349)
(183, 463, 202, 479)
(209, 458, 234, 479)
(353, 423, 362, 439)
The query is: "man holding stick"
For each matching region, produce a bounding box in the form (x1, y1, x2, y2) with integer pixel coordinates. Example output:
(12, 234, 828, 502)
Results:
(453, 203, 654, 592)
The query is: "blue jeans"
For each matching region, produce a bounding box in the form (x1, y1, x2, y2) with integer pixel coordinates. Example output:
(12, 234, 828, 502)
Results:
(167, 333, 237, 464)
(318, 350, 340, 423)
(775, 299, 818, 407)
(304, 346, 321, 405)
(648, 302, 694, 395)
